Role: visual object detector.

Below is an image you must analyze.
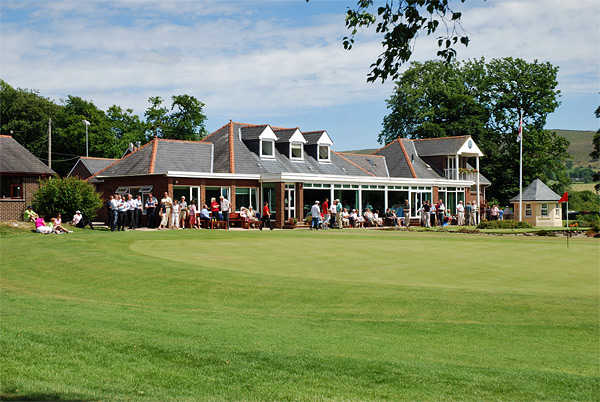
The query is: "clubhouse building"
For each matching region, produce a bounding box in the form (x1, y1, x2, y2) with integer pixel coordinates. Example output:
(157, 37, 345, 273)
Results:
(91, 121, 491, 227)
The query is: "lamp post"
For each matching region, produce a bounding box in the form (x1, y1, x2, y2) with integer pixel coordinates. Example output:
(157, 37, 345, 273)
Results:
(83, 120, 91, 157)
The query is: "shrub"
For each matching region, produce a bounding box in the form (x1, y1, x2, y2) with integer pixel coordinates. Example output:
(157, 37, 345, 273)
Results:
(33, 177, 103, 220)
(477, 219, 532, 229)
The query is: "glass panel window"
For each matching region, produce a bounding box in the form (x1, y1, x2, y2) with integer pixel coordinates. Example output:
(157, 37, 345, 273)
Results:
(541, 203, 548, 216)
(291, 143, 303, 159)
(318, 145, 330, 161)
(261, 140, 274, 157)
(0, 176, 24, 199)
(525, 204, 532, 217)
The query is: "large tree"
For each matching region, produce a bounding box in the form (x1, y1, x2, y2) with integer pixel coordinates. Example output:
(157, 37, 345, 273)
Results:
(144, 95, 208, 141)
(308, 0, 470, 82)
(379, 58, 570, 203)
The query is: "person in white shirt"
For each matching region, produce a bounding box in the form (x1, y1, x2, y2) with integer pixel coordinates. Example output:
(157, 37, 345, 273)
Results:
(171, 200, 180, 229)
(470, 200, 478, 225)
(341, 208, 350, 228)
(456, 200, 465, 226)
(310, 201, 320, 230)
(117, 195, 129, 231)
(220, 195, 231, 230)
(179, 196, 188, 228)
(161, 192, 173, 228)
(125, 194, 135, 229)
(134, 195, 143, 228)
(110, 195, 119, 231)
(330, 200, 338, 228)
(72, 211, 82, 226)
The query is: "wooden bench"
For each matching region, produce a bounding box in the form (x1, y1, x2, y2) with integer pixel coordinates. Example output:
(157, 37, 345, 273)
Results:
(228, 212, 249, 229)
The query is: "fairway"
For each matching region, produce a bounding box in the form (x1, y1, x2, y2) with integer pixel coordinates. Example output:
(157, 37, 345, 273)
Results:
(1, 229, 598, 400)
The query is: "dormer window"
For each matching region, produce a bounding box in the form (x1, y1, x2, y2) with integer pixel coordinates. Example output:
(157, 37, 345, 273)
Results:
(260, 139, 275, 158)
(290, 142, 303, 160)
(318, 145, 330, 162)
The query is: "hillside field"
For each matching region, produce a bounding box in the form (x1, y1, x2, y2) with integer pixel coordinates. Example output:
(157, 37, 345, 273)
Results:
(1, 228, 598, 400)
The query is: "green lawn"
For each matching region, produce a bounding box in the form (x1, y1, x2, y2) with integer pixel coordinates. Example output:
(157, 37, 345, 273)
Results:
(1, 228, 598, 400)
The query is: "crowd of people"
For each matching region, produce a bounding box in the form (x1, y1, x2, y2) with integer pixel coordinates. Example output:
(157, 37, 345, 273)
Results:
(106, 192, 274, 231)
(308, 198, 405, 230)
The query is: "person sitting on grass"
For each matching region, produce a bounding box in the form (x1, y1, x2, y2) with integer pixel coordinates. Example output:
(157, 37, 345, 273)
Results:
(52, 214, 71, 233)
(23, 206, 39, 222)
(34, 217, 53, 234)
(71, 210, 94, 229)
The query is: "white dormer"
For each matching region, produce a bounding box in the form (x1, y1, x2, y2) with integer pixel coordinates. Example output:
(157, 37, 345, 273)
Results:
(288, 129, 307, 161)
(457, 137, 484, 157)
(316, 131, 333, 162)
(259, 126, 278, 159)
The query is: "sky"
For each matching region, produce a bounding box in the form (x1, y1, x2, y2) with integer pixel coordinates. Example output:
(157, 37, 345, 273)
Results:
(1, 0, 598, 150)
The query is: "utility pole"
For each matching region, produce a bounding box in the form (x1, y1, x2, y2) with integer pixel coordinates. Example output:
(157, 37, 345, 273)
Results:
(48, 118, 52, 169)
(83, 119, 91, 157)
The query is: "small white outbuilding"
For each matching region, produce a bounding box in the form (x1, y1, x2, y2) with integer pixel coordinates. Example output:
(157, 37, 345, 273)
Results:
(510, 179, 563, 227)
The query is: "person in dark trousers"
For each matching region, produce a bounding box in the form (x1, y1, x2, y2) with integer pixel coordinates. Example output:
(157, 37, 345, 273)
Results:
(260, 201, 273, 230)
(118, 195, 128, 231)
(145, 193, 157, 228)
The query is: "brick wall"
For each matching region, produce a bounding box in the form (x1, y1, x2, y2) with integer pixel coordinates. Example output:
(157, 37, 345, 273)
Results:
(0, 176, 42, 221)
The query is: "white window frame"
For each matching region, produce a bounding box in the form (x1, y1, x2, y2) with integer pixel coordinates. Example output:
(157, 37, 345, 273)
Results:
(290, 142, 304, 160)
(541, 203, 548, 216)
(260, 139, 275, 158)
(318, 144, 330, 162)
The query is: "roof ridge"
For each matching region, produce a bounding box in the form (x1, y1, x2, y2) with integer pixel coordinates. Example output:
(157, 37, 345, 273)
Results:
(228, 122, 235, 173)
(302, 130, 325, 134)
(80, 156, 118, 160)
(398, 139, 417, 179)
(148, 137, 158, 174)
(87, 139, 153, 181)
(373, 138, 401, 154)
(156, 138, 208, 144)
(411, 135, 469, 142)
(0, 134, 13, 138)
(339, 152, 385, 158)
(333, 151, 376, 177)
(234, 122, 294, 130)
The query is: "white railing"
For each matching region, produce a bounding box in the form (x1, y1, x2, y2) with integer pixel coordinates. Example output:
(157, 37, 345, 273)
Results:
(445, 169, 479, 181)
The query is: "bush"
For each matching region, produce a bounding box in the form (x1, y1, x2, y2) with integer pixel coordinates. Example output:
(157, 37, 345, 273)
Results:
(576, 213, 600, 230)
(33, 177, 103, 220)
(477, 219, 532, 229)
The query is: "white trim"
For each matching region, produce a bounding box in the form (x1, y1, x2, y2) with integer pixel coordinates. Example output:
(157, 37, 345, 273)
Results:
(290, 142, 304, 161)
(260, 139, 275, 158)
(316, 131, 333, 145)
(288, 129, 306, 144)
(457, 137, 484, 157)
(258, 126, 278, 140)
(167, 171, 260, 180)
(318, 145, 331, 162)
(66, 159, 83, 177)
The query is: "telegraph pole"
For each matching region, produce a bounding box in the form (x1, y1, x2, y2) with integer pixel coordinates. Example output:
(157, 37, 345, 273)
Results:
(48, 118, 52, 169)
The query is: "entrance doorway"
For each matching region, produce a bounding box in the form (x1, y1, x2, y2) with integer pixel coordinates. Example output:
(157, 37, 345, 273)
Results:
(284, 184, 295, 219)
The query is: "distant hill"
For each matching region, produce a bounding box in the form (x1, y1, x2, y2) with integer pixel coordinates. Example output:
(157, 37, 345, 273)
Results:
(342, 129, 598, 168)
(550, 129, 597, 168)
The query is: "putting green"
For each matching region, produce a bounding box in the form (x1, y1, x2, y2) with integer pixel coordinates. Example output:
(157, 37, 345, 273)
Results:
(130, 232, 597, 296)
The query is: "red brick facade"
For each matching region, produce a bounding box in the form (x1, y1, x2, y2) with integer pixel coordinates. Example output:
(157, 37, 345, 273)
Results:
(0, 176, 43, 221)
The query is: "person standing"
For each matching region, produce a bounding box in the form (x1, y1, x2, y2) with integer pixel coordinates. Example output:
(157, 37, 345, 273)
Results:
(179, 196, 188, 229)
(109, 194, 119, 231)
(330, 200, 338, 229)
(135, 194, 143, 228)
(188, 200, 197, 228)
(310, 200, 320, 230)
(145, 193, 157, 228)
(117, 195, 128, 231)
(126, 194, 136, 229)
(491, 204, 500, 220)
(322, 198, 330, 227)
(437, 200, 445, 227)
(465, 201, 472, 226)
(471, 200, 478, 225)
(161, 192, 173, 228)
(260, 201, 273, 230)
(456, 200, 465, 226)
(335, 199, 342, 229)
(220, 195, 231, 230)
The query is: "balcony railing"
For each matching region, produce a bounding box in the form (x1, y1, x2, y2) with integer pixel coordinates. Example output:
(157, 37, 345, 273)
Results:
(444, 169, 479, 181)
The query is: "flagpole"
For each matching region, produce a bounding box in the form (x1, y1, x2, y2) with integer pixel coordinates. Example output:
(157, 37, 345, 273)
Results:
(519, 110, 523, 222)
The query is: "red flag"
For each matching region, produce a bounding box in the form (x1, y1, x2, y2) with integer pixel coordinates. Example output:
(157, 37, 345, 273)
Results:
(558, 192, 568, 203)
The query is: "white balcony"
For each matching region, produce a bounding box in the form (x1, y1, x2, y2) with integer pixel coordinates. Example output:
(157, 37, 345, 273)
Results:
(444, 169, 478, 181)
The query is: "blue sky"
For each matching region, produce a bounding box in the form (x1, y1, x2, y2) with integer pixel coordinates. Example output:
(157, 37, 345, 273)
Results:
(1, 0, 598, 150)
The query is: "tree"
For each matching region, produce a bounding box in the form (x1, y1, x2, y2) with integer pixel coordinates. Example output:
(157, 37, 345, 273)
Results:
(144, 95, 208, 140)
(106, 105, 149, 156)
(307, 0, 470, 82)
(32, 177, 103, 221)
(379, 58, 570, 203)
(591, 105, 599, 161)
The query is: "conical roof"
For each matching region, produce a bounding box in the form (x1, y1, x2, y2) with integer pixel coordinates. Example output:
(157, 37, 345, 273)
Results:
(510, 178, 560, 202)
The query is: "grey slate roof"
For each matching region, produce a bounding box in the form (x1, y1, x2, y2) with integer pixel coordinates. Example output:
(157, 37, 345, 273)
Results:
(240, 125, 269, 140)
(374, 140, 414, 178)
(153, 141, 212, 173)
(95, 138, 213, 178)
(273, 128, 298, 143)
(337, 153, 389, 177)
(412, 136, 469, 156)
(302, 131, 326, 145)
(79, 157, 118, 174)
(510, 179, 560, 202)
(402, 139, 443, 179)
(0, 135, 54, 174)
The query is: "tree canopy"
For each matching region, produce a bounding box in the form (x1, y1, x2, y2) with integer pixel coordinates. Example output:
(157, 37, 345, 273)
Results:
(307, 0, 470, 82)
(0, 80, 208, 176)
(379, 57, 570, 203)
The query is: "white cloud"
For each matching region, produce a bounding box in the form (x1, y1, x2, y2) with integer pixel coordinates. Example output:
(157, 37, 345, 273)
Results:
(1, 0, 597, 125)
